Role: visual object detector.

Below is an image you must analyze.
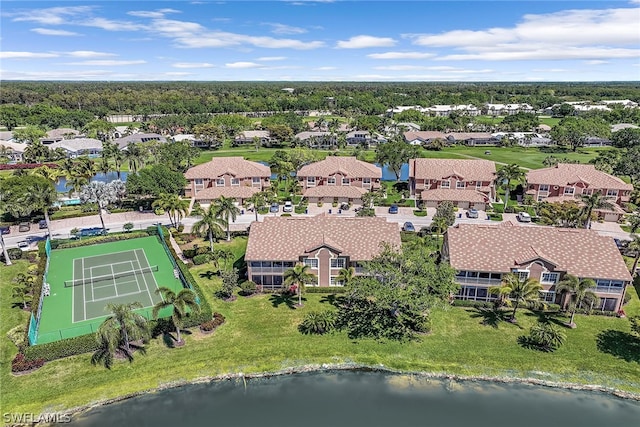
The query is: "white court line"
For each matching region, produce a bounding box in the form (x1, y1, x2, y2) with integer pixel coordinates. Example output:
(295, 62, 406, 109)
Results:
(134, 249, 156, 305)
(72, 258, 76, 323)
(89, 290, 147, 303)
(81, 257, 86, 322)
(79, 249, 139, 262)
(110, 264, 119, 297)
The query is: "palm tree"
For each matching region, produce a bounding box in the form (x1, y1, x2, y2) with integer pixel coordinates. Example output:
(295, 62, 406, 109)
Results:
(124, 143, 145, 174)
(529, 322, 567, 352)
(246, 192, 267, 222)
(31, 165, 62, 185)
(496, 164, 525, 208)
(22, 178, 57, 238)
(22, 141, 50, 164)
(73, 157, 96, 181)
(192, 204, 227, 252)
(65, 175, 88, 198)
(431, 216, 449, 249)
(283, 263, 315, 307)
(152, 287, 200, 345)
(0, 189, 13, 265)
(335, 266, 356, 287)
(626, 213, 640, 234)
(152, 193, 189, 228)
(212, 195, 240, 241)
(627, 235, 640, 277)
(556, 274, 598, 327)
(92, 302, 148, 367)
(489, 273, 542, 322)
(580, 192, 614, 229)
(12, 273, 34, 309)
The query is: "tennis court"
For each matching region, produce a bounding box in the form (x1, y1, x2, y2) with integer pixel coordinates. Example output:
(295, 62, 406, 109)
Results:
(37, 235, 184, 344)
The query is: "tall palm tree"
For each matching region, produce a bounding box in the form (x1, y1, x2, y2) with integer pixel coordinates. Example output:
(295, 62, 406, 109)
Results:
(496, 164, 525, 208)
(628, 213, 640, 234)
(556, 274, 598, 327)
(212, 195, 240, 241)
(12, 273, 35, 310)
(0, 190, 12, 266)
(152, 287, 200, 345)
(431, 216, 449, 249)
(22, 179, 57, 238)
(246, 191, 267, 222)
(73, 157, 96, 181)
(65, 175, 89, 198)
(336, 266, 356, 287)
(283, 263, 315, 307)
(31, 165, 62, 185)
(580, 192, 614, 229)
(628, 236, 640, 277)
(152, 193, 189, 228)
(92, 302, 148, 368)
(22, 141, 50, 164)
(124, 143, 145, 174)
(192, 204, 227, 252)
(489, 273, 542, 322)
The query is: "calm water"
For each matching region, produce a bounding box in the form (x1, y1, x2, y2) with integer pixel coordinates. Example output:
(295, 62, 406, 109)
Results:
(62, 370, 640, 427)
(55, 172, 129, 193)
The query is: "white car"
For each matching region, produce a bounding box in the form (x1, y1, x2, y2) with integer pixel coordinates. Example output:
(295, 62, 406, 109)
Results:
(517, 212, 532, 223)
(17, 240, 30, 249)
(283, 201, 293, 212)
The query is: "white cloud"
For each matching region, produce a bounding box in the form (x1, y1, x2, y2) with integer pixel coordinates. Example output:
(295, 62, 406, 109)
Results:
(367, 51, 435, 60)
(336, 35, 396, 49)
(584, 60, 609, 65)
(0, 69, 112, 80)
(81, 18, 146, 32)
(172, 62, 215, 68)
(0, 51, 58, 59)
(164, 72, 193, 76)
(65, 60, 147, 66)
(266, 23, 307, 35)
(257, 56, 287, 61)
(532, 68, 569, 73)
(127, 9, 181, 18)
(9, 6, 92, 25)
(31, 28, 80, 36)
(66, 51, 117, 58)
(373, 65, 493, 73)
(316, 66, 337, 70)
(438, 46, 640, 61)
(225, 62, 263, 69)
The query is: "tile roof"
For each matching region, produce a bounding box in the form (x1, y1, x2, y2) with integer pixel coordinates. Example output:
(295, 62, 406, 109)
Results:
(404, 131, 447, 142)
(420, 189, 489, 203)
(0, 141, 26, 152)
(114, 133, 167, 148)
(50, 138, 103, 151)
(246, 214, 401, 261)
(410, 158, 496, 182)
(185, 157, 271, 179)
(46, 128, 80, 139)
(298, 157, 382, 179)
(295, 131, 333, 140)
(194, 186, 260, 201)
(445, 222, 632, 281)
(526, 164, 632, 191)
(303, 186, 368, 199)
(237, 130, 270, 139)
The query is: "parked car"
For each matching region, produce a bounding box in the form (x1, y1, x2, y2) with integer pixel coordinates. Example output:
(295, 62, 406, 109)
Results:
(269, 203, 279, 213)
(516, 212, 532, 223)
(18, 222, 31, 232)
(402, 222, 415, 232)
(0, 226, 9, 235)
(388, 204, 399, 214)
(17, 241, 29, 249)
(466, 208, 479, 219)
(38, 219, 47, 229)
(283, 201, 293, 212)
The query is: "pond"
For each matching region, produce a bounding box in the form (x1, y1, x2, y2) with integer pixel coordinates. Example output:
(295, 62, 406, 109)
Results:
(61, 370, 640, 427)
(55, 172, 129, 193)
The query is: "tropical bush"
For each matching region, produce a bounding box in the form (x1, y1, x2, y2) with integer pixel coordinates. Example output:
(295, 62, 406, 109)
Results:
(55, 231, 150, 249)
(239, 280, 258, 296)
(5, 248, 23, 261)
(525, 322, 567, 352)
(11, 353, 45, 373)
(199, 313, 226, 332)
(192, 254, 211, 265)
(298, 310, 337, 335)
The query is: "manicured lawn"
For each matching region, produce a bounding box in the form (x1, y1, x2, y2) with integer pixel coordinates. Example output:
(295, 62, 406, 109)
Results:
(2, 242, 639, 415)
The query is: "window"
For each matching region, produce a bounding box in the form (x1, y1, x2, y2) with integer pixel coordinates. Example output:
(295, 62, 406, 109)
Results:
(513, 270, 529, 281)
(476, 181, 482, 189)
(303, 258, 318, 268)
(342, 178, 350, 186)
(330, 258, 345, 269)
(564, 187, 575, 196)
(539, 291, 556, 303)
(330, 277, 344, 287)
(582, 188, 592, 196)
(456, 181, 466, 189)
(539, 184, 549, 192)
(195, 178, 203, 185)
(363, 178, 371, 186)
(441, 180, 451, 189)
(541, 272, 559, 284)
(327, 177, 336, 185)
(307, 177, 315, 186)
(606, 189, 618, 197)
(231, 178, 240, 186)
(216, 178, 225, 187)
(252, 177, 261, 185)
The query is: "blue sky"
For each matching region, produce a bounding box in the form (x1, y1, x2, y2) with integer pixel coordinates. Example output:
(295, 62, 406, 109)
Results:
(1, 1, 639, 81)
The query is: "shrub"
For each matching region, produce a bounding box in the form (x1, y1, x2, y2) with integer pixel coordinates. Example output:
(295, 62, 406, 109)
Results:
(24, 333, 100, 361)
(6, 248, 23, 260)
(218, 268, 239, 299)
(413, 210, 428, 217)
(199, 313, 226, 332)
(281, 213, 292, 217)
(56, 231, 150, 249)
(239, 280, 258, 296)
(11, 353, 45, 373)
(7, 324, 28, 352)
(526, 322, 566, 352)
(298, 310, 337, 335)
(177, 224, 185, 233)
(182, 248, 197, 259)
(294, 206, 307, 214)
(305, 287, 348, 294)
(192, 254, 210, 265)
(123, 222, 134, 232)
(195, 246, 211, 255)
(317, 201, 323, 207)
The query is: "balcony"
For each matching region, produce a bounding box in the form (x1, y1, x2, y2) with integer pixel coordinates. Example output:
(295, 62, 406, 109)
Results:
(455, 277, 502, 286)
(594, 286, 624, 294)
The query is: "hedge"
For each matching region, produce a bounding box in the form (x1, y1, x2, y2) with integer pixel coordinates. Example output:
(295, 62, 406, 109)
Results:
(199, 313, 225, 332)
(413, 210, 428, 217)
(192, 254, 210, 265)
(452, 300, 493, 309)
(24, 333, 100, 362)
(55, 231, 150, 249)
(0, 162, 58, 171)
(305, 287, 348, 294)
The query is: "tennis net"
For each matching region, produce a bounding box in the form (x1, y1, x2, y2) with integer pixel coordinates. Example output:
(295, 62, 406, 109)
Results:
(64, 265, 159, 287)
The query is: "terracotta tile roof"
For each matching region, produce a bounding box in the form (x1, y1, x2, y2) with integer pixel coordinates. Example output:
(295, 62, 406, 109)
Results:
(295, 131, 333, 140)
(246, 214, 401, 261)
(303, 186, 368, 199)
(526, 164, 632, 191)
(410, 158, 496, 182)
(404, 131, 447, 142)
(446, 132, 494, 140)
(185, 157, 271, 180)
(298, 157, 382, 179)
(420, 189, 489, 203)
(445, 222, 632, 281)
(194, 186, 260, 201)
(236, 130, 270, 139)
(46, 128, 80, 139)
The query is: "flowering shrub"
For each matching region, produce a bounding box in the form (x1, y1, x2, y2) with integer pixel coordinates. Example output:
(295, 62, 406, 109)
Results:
(0, 163, 58, 170)
(11, 353, 45, 373)
(199, 313, 226, 332)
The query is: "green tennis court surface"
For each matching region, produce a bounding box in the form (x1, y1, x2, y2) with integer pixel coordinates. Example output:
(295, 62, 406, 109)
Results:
(37, 236, 183, 345)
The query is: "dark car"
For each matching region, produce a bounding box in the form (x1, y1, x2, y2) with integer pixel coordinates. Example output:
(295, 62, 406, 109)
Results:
(402, 222, 415, 232)
(0, 226, 10, 235)
(39, 219, 47, 229)
(388, 204, 399, 214)
(269, 203, 279, 213)
(466, 208, 479, 219)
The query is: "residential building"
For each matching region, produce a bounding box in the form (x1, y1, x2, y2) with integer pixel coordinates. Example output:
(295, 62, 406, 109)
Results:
(294, 131, 337, 149)
(409, 158, 497, 208)
(245, 214, 401, 289)
(525, 163, 633, 221)
(483, 103, 534, 116)
(446, 132, 499, 146)
(297, 156, 382, 205)
(114, 133, 167, 149)
(345, 130, 372, 146)
(443, 222, 632, 312)
(403, 131, 447, 146)
(41, 128, 81, 144)
(184, 156, 271, 205)
(234, 130, 271, 146)
(0, 141, 25, 162)
(49, 138, 103, 158)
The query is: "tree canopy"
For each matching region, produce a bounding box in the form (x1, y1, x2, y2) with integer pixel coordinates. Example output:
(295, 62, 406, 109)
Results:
(125, 164, 187, 197)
